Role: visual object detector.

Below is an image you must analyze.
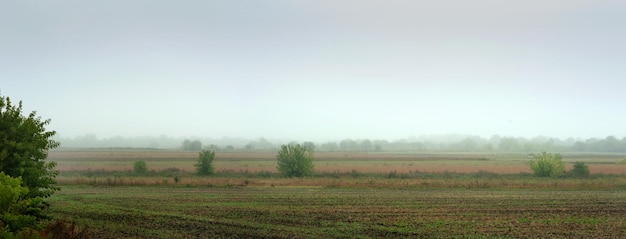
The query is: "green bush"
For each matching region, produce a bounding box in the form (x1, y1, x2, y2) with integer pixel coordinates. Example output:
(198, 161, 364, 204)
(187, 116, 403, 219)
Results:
(529, 152, 565, 177)
(133, 161, 148, 174)
(276, 144, 314, 177)
(195, 150, 215, 176)
(0, 173, 27, 214)
(569, 162, 590, 178)
(0, 95, 60, 199)
(0, 172, 41, 233)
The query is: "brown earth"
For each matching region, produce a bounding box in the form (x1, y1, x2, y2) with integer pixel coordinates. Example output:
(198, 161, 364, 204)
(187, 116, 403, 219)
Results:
(49, 150, 626, 174)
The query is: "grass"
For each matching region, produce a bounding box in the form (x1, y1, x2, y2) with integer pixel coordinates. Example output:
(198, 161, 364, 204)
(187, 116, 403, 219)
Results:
(43, 149, 626, 238)
(49, 150, 626, 174)
(48, 185, 626, 238)
(56, 171, 626, 190)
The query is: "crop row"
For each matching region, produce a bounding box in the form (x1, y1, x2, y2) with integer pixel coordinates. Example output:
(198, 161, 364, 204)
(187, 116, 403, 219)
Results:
(47, 186, 626, 238)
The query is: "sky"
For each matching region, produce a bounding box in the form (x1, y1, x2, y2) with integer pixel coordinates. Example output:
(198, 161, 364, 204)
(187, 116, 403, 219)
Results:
(1, 0, 625, 141)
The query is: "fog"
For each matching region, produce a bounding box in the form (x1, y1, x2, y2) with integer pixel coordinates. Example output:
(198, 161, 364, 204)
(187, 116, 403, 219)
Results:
(2, 1, 626, 142)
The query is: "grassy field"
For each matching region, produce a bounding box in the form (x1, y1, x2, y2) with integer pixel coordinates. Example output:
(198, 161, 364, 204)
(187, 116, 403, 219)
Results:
(49, 150, 626, 174)
(45, 149, 626, 238)
(48, 186, 626, 238)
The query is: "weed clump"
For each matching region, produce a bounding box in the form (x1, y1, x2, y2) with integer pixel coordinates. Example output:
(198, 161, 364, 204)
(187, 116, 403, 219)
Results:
(529, 152, 564, 177)
(569, 162, 590, 178)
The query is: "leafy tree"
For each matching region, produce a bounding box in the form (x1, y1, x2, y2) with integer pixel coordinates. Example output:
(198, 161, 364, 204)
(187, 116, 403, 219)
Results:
(182, 139, 202, 151)
(195, 150, 215, 176)
(339, 139, 358, 151)
(0, 172, 42, 232)
(205, 144, 219, 151)
(0, 173, 28, 215)
(302, 141, 316, 152)
(0, 95, 59, 201)
(360, 139, 373, 151)
(529, 152, 565, 177)
(499, 137, 521, 152)
(256, 137, 273, 150)
(276, 144, 314, 177)
(569, 162, 590, 178)
(133, 161, 148, 174)
(319, 142, 338, 152)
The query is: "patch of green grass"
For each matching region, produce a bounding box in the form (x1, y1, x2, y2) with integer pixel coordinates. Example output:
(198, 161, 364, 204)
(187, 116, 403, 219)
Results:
(46, 186, 626, 238)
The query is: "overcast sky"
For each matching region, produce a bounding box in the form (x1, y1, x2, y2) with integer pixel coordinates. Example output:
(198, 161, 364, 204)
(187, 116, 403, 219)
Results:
(1, 0, 625, 141)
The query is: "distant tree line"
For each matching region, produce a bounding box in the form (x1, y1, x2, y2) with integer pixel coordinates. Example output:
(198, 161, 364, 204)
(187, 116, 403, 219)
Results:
(202, 135, 626, 153)
(59, 134, 626, 153)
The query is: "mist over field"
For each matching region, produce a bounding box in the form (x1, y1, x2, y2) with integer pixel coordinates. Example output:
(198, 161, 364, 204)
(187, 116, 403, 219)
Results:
(2, 1, 626, 141)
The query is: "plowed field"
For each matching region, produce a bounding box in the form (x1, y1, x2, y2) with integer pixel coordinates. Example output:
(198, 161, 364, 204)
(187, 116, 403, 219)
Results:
(49, 186, 626, 238)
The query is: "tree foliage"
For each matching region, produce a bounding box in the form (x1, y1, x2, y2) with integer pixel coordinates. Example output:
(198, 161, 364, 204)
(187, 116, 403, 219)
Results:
(0, 172, 27, 214)
(529, 152, 565, 177)
(0, 95, 59, 198)
(0, 95, 59, 232)
(302, 141, 316, 152)
(182, 139, 202, 151)
(195, 150, 215, 176)
(0, 172, 42, 233)
(133, 161, 148, 174)
(276, 144, 314, 177)
(569, 162, 590, 178)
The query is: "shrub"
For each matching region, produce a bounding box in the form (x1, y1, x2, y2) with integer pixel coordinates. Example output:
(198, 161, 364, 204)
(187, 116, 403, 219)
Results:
(276, 144, 314, 177)
(569, 162, 590, 178)
(195, 150, 215, 176)
(133, 161, 148, 174)
(529, 152, 565, 177)
(0, 172, 41, 233)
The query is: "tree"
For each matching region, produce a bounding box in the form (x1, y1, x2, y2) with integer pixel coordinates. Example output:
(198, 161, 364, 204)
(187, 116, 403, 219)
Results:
(195, 149, 215, 176)
(569, 162, 590, 178)
(320, 142, 338, 152)
(360, 139, 373, 151)
(276, 144, 314, 177)
(0, 172, 40, 232)
(0, 95, 59, 198)
(339, 139, 358, 151)
(133, 161, 148, 174)
(302, 141, 316, 152)
(499, 137, 520, 152)
(182, 139, 202, 151)
(529, 152, 565, 177)
(0, 95, 59, 231)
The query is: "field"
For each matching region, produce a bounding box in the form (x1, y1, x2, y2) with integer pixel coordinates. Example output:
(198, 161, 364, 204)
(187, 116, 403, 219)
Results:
(45, 150, 626, 238)
(50, 150, 626, 175)
(49, 186, 626, 238)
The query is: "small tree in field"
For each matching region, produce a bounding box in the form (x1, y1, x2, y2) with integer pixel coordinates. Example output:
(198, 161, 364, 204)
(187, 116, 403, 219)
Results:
(276, 144, 314, 177)
(529, 152, 565, 177)
(195, 150, 215, 176)
(133, 161, 148, 174)
(569, 162, 590, 178)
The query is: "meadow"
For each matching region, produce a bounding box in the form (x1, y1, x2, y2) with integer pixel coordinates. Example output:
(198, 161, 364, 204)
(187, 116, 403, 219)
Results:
(46, 149, 626, 238)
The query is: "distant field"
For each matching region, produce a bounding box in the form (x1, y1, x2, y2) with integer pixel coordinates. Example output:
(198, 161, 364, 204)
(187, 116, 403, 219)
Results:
(45, 149, 626, 238)
(48, 186, 626, 238)
(49, 149, 626, 174)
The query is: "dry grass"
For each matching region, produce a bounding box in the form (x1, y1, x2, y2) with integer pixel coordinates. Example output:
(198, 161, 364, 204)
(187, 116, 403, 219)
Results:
(50, 150, 626, 174)
(56, 174, 626, 190)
